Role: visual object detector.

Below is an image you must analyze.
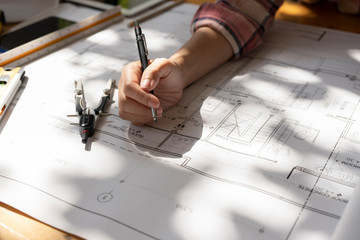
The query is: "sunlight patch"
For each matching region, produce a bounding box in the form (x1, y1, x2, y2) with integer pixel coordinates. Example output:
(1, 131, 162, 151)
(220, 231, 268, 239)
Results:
(347, 49, 360, 63)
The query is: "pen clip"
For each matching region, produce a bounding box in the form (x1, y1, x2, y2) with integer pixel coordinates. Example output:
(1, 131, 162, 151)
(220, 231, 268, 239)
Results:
(141, 33, 148, 56)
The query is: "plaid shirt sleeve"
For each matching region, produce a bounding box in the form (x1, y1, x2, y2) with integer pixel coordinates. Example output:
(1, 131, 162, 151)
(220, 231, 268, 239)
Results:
(191, 0, 284, 59)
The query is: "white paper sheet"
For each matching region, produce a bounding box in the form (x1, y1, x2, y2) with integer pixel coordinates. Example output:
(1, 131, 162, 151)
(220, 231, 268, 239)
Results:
(332, 179, 360, 240)
(1, 3, 360, 240)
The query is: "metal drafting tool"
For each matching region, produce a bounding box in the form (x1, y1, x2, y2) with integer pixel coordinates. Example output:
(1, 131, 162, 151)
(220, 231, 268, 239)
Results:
(68, 79, 115, 144)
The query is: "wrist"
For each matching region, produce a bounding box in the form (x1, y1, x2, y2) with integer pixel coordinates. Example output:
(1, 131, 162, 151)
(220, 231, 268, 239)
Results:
(169, 50, 191, 89)
(169, 27, 233, 88)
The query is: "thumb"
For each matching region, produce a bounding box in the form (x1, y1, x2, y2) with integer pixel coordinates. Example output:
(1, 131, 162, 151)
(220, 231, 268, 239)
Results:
(140, 58, 173, 91)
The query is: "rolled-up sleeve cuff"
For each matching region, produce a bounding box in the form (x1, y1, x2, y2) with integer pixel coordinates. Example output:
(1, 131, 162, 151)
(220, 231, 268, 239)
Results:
(191, 1, 282, 59)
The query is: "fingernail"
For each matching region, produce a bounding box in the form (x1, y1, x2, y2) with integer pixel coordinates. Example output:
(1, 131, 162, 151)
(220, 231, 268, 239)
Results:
(148, 98, 158, 108)
(141, 78, 151, 89)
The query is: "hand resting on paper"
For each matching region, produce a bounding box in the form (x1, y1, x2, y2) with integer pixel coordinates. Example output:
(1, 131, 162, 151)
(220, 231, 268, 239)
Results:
(118, 27, 233, 125)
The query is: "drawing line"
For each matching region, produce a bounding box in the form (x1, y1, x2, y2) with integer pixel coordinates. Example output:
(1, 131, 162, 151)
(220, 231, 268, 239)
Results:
(0, 174, 160, 240)
(318, 31, 327, 41)
(156, 105, 202, 149)
(182, 164, 340, 219)
(287, 166, 356, 187)
(286, 139, 340, 239)
(96, 129, 183, 158)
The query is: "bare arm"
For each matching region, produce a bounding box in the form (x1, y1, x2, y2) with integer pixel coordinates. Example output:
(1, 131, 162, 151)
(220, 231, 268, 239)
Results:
(169, 26, 233, 88)
(118, 0, 283, 124)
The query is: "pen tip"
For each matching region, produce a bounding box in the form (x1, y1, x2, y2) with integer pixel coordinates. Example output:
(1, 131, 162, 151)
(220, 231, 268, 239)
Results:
(134, 20, 139, 27)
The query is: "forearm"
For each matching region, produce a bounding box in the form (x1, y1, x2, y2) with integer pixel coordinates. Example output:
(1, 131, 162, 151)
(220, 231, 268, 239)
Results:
(192, 0, 284, 59)
(169, 27, 233, 88)
(170, 0, 284, 89)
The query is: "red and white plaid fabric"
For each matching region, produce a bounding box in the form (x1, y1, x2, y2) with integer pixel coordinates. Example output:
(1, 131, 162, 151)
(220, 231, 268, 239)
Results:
(191, 0, 359, 59)
(191, 0, 284, 59)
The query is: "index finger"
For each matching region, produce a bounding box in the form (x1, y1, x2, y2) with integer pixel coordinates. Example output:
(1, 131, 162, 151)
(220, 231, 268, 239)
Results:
(120, 61, 159, 109)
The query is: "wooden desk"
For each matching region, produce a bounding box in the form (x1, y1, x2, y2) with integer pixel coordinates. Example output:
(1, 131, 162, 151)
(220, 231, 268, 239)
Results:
(0, 1, 359, 240)
(276, 0, 360, 33)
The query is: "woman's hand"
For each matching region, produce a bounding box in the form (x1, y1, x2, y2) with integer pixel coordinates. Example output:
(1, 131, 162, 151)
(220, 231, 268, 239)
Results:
(118, 58, 185, 125)
(118, 27, 233, 125)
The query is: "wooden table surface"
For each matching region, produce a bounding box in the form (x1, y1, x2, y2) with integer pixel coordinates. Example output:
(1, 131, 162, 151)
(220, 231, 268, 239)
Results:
(0, 1, 359, 240)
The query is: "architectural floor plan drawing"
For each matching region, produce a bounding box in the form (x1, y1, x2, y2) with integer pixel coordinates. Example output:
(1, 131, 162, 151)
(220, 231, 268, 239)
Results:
(1, 3, 360, 240)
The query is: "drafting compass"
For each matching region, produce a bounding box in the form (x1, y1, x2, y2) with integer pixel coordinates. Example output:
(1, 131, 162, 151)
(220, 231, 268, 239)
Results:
(68, 79, 115, 144)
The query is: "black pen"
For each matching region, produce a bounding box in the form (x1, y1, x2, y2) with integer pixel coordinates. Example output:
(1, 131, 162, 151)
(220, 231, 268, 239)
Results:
(134, 20, 158, 122)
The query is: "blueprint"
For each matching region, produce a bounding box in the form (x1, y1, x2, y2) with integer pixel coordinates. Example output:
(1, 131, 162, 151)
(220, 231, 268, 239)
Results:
(1, 3, 360, 240)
